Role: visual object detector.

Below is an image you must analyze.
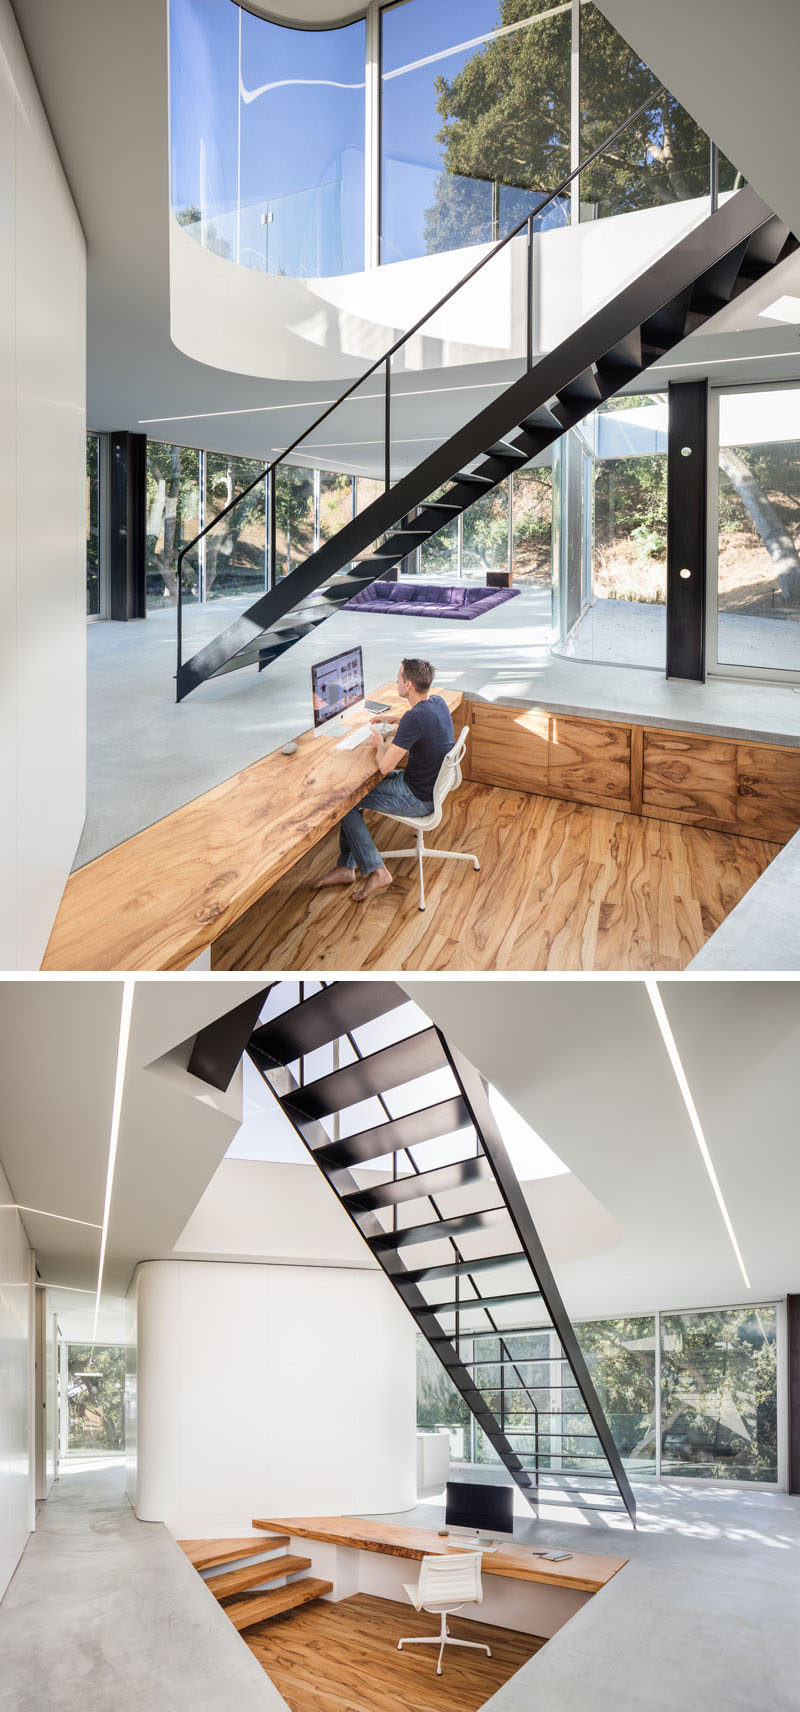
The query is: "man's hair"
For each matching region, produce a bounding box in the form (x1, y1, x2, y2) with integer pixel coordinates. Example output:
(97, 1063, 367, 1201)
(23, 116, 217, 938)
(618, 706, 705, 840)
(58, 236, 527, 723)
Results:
(400, 658, 435, 694)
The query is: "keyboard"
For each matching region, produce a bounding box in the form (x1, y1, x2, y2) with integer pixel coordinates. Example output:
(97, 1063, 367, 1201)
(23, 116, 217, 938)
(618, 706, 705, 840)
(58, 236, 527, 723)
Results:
(336, 726, 375, 752)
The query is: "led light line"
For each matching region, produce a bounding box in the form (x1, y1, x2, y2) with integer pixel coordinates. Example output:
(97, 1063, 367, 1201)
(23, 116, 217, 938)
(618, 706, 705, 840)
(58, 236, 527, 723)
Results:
(646, 980, 750, 1289)
(1, 1204, 101, 1228)
(92, 980, 134, 1342)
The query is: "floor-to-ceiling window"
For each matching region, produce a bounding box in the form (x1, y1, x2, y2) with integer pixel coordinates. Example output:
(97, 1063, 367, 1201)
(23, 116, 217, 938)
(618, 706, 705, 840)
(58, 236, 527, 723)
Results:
(204, 452, 267, 599)
(417, 1302, 780, 1486)
(380, 0, 571, 266)
(660, 1307, 778, 1482)
(66, 1344, 125, 1458)
(711, 384, 800, 679)
(169, 0, 365, 277)
(86, 433, 101, 616)
(145, 441, 201, 610)
(565, 395, 667, 666)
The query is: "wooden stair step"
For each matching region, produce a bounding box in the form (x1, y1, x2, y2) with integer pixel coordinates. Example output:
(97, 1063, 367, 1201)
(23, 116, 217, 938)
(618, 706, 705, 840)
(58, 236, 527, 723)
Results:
(178, 1535, 290, 1572)
(207, 1554, 312, 1600)
(225, 1577, 334, 1631)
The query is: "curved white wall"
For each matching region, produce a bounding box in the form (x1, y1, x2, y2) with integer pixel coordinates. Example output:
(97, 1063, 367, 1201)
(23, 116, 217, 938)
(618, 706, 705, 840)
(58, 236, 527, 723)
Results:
(130, 1258, 416, 1536)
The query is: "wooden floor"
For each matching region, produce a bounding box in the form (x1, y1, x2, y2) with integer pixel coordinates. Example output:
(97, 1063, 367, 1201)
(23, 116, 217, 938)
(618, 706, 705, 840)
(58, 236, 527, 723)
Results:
(244, 1592, 543, 1712)
(211, 781, 779, 972)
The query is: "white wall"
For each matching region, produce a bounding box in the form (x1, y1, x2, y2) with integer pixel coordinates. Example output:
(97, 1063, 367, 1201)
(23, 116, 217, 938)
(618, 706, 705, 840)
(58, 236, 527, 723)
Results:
(34, 1290, 56, 1501)
(0, 0, 86, 969)
(129, 1258, 416, 1538)
(0, 1158, 33, 1599)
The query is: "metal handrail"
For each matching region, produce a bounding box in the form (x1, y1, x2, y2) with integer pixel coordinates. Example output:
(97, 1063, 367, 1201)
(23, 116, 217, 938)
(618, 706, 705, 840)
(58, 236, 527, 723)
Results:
(176, 82, 670, 668)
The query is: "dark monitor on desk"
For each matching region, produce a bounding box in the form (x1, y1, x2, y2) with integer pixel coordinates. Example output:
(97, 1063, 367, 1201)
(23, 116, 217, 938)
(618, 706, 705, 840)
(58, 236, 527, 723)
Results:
(311, 646, 365, 729)
(445, 1480, 514, 1539)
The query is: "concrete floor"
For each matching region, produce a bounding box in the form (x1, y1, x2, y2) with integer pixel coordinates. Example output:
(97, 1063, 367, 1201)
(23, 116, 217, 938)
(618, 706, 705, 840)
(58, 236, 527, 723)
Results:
(2, 1461, 797, 1711)
(80, 592, 800, 867)
(0, 1461, 282, 1712)
(380, 1483, 800, 1712)
(568, 597, 800, 671)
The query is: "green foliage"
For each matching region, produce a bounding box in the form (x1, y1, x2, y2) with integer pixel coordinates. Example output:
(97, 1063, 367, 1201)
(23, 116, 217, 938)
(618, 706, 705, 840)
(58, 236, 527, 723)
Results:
(719, 441, 800, 539)
(417, 1308, 777, 1483)
(661, 1308, 777, 1480)
(420, 0, 723, 255)
(631, 522, 663, 559)
(68, 1344, 125, 1452)
(594, 452, 667, 552)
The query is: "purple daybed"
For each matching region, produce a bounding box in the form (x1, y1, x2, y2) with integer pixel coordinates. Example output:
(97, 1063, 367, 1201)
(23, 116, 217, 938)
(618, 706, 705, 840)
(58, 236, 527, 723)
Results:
(344, 581, 520, 620)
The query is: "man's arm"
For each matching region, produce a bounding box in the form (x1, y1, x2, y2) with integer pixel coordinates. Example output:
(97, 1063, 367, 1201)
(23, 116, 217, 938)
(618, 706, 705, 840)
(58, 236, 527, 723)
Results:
(369, 731, 408, 776)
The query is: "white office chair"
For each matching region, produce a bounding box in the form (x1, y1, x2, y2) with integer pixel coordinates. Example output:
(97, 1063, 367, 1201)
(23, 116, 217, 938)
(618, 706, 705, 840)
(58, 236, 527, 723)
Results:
(398, 1551, 490, 1676)
(378, 724, 480, 911)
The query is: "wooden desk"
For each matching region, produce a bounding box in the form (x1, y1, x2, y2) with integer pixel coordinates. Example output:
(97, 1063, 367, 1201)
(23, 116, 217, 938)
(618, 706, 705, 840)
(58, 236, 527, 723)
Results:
(252, 1516, 626, 1597)
(41, 686, 462, 971)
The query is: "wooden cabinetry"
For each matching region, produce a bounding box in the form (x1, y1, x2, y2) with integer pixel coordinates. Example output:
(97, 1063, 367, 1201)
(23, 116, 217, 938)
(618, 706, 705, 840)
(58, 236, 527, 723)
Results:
(466, 704, 549, 792)
(465, 699, 800, 846)
(642, 730, 738, 828)
(550, 716, 631, 809)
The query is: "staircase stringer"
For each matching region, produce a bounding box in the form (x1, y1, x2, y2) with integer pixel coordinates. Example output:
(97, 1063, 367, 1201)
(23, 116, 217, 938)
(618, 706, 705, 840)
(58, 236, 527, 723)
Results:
(436, 1031, 637, 1528)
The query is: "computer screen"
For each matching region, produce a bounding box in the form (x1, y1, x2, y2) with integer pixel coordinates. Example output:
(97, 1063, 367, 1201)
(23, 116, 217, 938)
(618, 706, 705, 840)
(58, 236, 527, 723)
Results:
(445, 1481, 514, 1537)
(311, 646, 365, 729)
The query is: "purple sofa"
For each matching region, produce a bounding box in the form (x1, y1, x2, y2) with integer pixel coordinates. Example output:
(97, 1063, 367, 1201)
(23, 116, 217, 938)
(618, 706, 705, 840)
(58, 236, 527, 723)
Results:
(344, 581, 520, 620)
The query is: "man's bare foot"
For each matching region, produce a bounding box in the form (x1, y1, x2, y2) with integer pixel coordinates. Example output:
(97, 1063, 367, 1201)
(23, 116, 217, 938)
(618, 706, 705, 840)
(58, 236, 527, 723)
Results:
(351, 867, 393, 903)
(316, 866, 356, 889)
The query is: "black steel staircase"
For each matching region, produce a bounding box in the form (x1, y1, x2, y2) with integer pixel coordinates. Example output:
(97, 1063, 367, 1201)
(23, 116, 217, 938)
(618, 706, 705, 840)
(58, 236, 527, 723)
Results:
(246, 980, 638, 1526)
(176, 153, 796, 700)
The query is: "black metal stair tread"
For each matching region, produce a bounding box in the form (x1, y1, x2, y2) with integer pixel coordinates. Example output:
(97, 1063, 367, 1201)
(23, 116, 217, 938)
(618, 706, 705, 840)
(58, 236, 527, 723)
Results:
(486, 442, 530, 460)
(312, 1096, 472, 1168)
(424, 1289, 543, 1315)
(369, 1205, 509, 1251)
(249, 981, 406, 1064)
(402, 1250, 526, 1285)
(282, 1027, 447, 1119)
(452, 471, 494, 485)
(343, 1153, 491, 1212)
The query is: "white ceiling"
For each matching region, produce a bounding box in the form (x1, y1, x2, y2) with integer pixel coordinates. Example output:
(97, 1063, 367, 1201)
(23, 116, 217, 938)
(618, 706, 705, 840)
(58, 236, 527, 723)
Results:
(3, 978, 798, 1340)
(0, 978, 266, 1307)
(403, 978, 800, 1319)
(12, 0, 800, 473)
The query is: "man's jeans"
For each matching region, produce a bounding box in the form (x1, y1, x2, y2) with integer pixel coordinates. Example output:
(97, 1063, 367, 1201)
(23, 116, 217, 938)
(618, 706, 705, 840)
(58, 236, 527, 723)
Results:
(339, 771, 433, 875)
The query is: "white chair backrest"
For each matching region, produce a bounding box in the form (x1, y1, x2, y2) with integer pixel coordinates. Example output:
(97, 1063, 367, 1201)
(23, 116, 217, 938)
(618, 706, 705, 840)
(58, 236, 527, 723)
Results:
(418, 1550, 483, 1608)
(428, 724, 470, 828)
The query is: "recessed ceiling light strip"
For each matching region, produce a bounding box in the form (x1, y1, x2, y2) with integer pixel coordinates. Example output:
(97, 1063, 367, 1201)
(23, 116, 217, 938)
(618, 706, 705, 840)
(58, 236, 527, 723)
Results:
(0, 1203, 102, 1228)
(646, 979, 751, 1289)
(92, 980, 134, 1342)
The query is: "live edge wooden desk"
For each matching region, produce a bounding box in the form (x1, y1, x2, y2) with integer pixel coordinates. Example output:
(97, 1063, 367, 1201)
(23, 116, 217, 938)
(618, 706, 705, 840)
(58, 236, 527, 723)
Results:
(253, 1516, 626, 1596)
(41, 685, 462, 972)
(253, 1516, 627, 1639)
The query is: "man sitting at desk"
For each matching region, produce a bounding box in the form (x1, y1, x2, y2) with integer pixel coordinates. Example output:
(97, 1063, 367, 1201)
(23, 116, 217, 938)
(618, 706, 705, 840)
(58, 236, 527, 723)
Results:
(317, 657, 454, 904)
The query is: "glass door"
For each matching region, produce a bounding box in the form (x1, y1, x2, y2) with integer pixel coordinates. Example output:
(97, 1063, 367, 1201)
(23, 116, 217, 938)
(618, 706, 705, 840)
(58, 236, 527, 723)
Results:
(708, 382, 800, 681)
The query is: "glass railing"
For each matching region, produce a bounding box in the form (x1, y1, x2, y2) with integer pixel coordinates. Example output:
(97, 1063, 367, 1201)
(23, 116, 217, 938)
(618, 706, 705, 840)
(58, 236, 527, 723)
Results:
(175, 181, 344, 279)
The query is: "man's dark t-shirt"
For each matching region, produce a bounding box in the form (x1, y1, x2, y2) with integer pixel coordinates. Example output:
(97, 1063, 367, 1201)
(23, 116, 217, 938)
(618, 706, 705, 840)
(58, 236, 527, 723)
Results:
(394, 696, 454, 801)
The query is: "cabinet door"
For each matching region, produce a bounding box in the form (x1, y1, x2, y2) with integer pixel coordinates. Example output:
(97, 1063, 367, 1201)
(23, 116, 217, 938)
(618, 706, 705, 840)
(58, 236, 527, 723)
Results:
(468, 703, 549, 793)
(737, 743, 800, 843)
(549, 716, 632, 807)
(642, 730, 737, 827)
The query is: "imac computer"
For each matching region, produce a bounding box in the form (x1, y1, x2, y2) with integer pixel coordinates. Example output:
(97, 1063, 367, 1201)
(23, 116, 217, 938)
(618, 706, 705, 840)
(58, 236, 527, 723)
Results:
(444, 1481, 514, 1550)
(311, 646, 365, 736)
